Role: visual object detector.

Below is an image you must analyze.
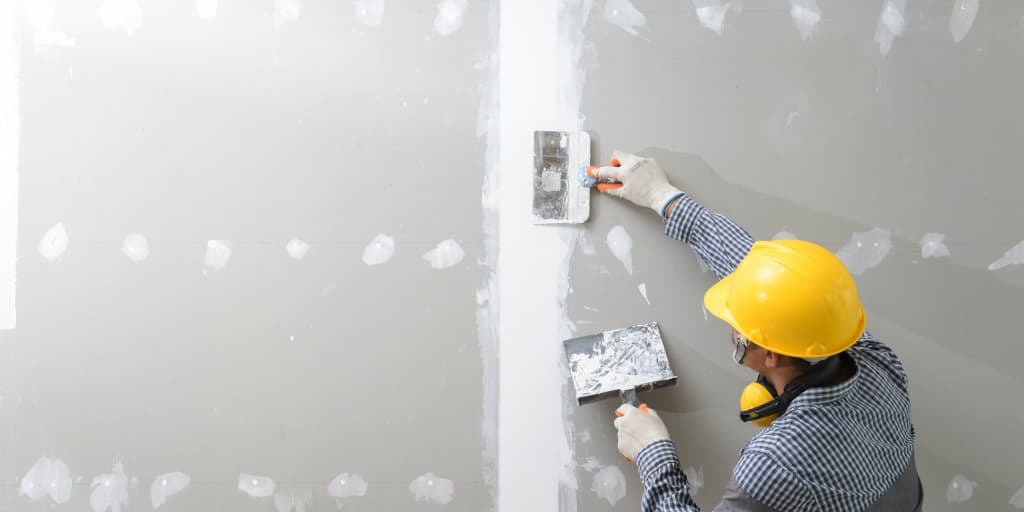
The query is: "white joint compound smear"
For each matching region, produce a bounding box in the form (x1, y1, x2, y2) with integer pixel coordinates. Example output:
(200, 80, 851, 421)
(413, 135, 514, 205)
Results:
(39, 222, 69, 261)
(789, 0, 821, 40)
(874, 0, 907, 57)
(947, 474, 977, 503)
(0, 8, 17, 330)
(99, 0, 143, 34)
(409, 473, 454, 504)
(273, 491, 312, 512)
(920, 232, 950, 259)
(121, 233, 149, 263)
(196, 0, 217, 19)
(835, 228, 891, 275)
(203, 240, 231, 273)
(591, 465, 627, 506)
(638, 282, 650, 305)
(423, 239, 465, 269)
(693, 0, 733, 36)
(1010, 484, 1024, 509)
(606, 225, 634, 274)
(988, 240, 1024, 271)
(273, 0, 301, 26)
(238, 473, 276, 498)
(25, 0, 76, 51)
(433, 0, 467, 36)
(684, 466, 705, 497)
(604, 0, 648, 37)
(89, 461, 129, 512)
(150, 472, 190, 509)
(285, 238, 310, 260)
(362, 234, 395, 266)
(20, 457, 72, 504)
(581, 457, 601, 472)
(950, 0, 979, 43)
(328, 473, 368, 498)
(354, 0, 385, 26)
(772, 229, 798, 241)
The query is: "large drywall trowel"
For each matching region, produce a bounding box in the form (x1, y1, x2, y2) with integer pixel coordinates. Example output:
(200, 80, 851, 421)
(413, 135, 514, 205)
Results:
(564, 322, 677, 409)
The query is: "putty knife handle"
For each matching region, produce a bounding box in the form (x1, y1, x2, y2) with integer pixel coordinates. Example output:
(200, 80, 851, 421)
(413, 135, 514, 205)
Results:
(620, 388, 640, 407)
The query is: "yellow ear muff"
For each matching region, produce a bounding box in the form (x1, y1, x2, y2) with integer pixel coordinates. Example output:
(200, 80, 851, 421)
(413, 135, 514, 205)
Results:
(740, 381, 780, 427)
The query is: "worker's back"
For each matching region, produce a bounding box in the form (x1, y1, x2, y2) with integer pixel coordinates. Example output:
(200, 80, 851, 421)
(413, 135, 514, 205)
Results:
(733, 331, 921, 512)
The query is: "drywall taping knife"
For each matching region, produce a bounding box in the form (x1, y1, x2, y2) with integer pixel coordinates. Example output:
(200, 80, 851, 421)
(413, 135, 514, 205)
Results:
(563, 322, 677, 413)
(579, 157, 624, 192)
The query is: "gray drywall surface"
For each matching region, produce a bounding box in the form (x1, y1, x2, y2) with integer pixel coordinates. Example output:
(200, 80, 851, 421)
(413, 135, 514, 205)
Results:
(1, 1, 494, 510)
(568, 1, 1024, 511)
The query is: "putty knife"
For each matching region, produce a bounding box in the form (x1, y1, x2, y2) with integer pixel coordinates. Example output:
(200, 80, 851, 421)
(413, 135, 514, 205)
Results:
(531, 130, 592, 224)
(564, 322, 677, 408)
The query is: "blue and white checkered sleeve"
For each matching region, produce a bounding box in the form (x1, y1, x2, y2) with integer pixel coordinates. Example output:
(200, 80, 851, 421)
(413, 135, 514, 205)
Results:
(636, 440, 701, 512)
(665, 193, 754, 280)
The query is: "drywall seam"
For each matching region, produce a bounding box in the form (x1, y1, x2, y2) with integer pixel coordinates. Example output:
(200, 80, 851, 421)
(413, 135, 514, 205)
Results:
(0, 3, 19, 330)
(497, 0, 588, 511)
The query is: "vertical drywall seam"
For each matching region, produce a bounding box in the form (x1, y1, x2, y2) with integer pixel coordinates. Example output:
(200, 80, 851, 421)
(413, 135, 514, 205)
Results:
(0, 2, 19, 330)
(497, 1, 588, 511)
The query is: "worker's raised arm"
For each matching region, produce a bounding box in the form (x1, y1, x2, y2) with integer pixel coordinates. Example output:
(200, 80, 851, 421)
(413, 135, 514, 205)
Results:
(663, 194, 753, 280)
(589, 151, 753, 280)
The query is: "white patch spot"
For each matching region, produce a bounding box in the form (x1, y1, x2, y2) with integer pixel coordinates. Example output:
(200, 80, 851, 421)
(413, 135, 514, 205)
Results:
(354, 0, 385, 26)
(121, 233, 149, 263)
(579, 429, 593, 443)
(99, 0, 143, 34)
(433, 0, 467, 36)
(701, 303, 709, 321)
(362, 234, 395, 266)
(785, 111, 800, 127)
(196, 0, 217, 19)
(150, 472, 189, 509)
(422, 239, 465, 269)
(693, 0, 734, 36)
(684, 466, 704, 496)
(1010, 484, 1024, 509)
(638, 282, 650, 305)
(835, 228, 891, 275)
(203, 240, 231, 273)
(950, 0, 979, 43)
(947, 474, 977, 503)
(409, 473, 454, 504)
(606, 225, 634, 274)
(920, 233, 950, 259)
(874, 0, 906, 56)
(772, 229, 798, 240)
(604, 0, 648, 37)
(579, 231, 597, 255)
(238, 473, 276, 498)
(285, 238, 310, 260)
(789, 0, 820, 40)
(273, 491, 312, 512)
(989, 240, 1024, 271)
(25, 0, 77, 51)
(581, 457, 601, 472)
(590, 465, 627, 506)
(20, 457, 72, 504)
(89, 461, 129, 512)
(328, 473, 368, 498)
(39, 222, 69, 261)
(273, 0, 301, 26)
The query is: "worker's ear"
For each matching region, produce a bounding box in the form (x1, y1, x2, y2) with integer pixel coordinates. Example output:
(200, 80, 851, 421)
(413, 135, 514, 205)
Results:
(763, 350, 782, 369)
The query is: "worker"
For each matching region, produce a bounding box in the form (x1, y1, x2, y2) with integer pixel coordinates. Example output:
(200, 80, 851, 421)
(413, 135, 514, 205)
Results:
(590, 151, 923, 511)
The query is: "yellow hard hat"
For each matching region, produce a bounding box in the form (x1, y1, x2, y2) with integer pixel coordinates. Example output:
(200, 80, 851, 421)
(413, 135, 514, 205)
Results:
(704, 239, 865, 359)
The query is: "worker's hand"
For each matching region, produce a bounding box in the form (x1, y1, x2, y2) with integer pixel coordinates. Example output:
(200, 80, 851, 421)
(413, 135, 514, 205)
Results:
(614, 404, 671, 462)
(591, 151, 683, 217)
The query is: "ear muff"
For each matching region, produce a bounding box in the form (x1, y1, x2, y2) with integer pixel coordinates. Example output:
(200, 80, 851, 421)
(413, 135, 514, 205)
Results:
(739, 379, 779, 427)
(738, 355, 845, 428)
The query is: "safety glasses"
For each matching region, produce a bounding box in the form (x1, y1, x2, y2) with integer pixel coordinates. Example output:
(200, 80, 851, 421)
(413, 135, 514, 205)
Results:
(732, 330, 749, 364)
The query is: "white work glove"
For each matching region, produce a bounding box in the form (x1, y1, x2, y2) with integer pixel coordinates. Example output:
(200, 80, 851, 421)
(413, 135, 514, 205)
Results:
(591, 151, 683, 217)
(614, 404, 671, 462)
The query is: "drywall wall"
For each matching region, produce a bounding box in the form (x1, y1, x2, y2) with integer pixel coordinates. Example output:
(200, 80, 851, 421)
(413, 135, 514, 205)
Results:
(563, 1, 1024, 511)
(1, 1, 496, 510)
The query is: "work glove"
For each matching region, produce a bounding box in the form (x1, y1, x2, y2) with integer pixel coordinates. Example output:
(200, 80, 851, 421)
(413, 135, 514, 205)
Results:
(591, 151, 684, 217)
(614, 404, 671, 462)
